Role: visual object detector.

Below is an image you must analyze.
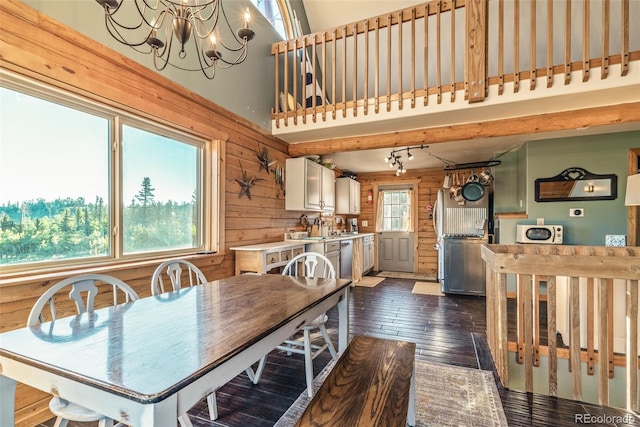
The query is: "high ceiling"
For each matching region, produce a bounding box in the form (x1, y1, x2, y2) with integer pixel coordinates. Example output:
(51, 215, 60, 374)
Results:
(295, 0, 639, 174)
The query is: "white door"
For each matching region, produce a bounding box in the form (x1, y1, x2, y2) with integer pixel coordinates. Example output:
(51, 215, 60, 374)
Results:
(377, 188, 414, 272)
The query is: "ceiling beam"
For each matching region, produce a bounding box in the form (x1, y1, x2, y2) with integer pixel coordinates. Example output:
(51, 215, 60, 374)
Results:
(287, 102, 640, 157)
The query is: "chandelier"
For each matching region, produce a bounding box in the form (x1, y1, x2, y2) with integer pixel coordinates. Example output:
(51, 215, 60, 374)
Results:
(96, 0, 256, 79)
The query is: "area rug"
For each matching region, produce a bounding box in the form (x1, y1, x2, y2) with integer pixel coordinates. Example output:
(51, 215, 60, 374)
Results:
(354, 276, 385, 287)
(412, 281, 444, 296)
(377, 271, 438, 281)
(274, 359, 508, 427)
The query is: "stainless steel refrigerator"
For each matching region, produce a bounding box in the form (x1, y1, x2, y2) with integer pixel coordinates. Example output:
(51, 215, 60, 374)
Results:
(433, 189, 488, 295)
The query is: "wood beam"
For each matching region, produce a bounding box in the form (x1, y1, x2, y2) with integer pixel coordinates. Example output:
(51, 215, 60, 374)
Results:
(287, 102, 640, 156)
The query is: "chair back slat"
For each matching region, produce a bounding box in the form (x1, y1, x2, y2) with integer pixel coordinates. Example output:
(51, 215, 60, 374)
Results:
(282, 252, 336, 279)
(151, 259, 208, 296)
(28, 274, 139, 327)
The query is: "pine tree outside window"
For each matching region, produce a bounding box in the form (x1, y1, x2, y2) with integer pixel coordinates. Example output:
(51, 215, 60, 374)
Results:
(0, 75, 211, 270)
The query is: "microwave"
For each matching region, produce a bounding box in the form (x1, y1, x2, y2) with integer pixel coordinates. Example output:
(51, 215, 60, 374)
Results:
(516, 224, 563, 244)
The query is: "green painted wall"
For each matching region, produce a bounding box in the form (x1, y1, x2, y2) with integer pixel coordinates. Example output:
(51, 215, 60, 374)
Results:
(496, 130, 639, 245)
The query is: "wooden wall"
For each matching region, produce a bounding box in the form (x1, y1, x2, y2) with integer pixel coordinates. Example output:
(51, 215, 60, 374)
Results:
(355, 168, 447, 276)
(0, 1, 302, 424)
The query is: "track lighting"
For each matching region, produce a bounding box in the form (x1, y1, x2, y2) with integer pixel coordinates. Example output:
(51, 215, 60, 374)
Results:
(383, 145, 428, 175)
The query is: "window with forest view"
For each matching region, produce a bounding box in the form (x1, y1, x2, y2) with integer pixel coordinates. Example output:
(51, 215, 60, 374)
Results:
(0, 80, 207, 269)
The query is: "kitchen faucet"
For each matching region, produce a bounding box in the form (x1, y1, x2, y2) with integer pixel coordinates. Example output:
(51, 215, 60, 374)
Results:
(334, 215, 345, 233)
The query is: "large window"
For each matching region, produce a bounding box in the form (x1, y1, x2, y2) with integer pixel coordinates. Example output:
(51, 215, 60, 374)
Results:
(251, 0, 292, 39)
(0, 78, 209, 270)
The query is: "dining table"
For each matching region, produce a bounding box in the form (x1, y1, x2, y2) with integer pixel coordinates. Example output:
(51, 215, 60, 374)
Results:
(0, 273, 351, 426)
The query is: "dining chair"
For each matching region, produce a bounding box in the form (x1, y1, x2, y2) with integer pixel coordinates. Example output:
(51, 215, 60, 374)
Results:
(277, 252, 339, 397)
(27, 273, 140, 427)
(150, 258, 208, 295)
(150, 259, 262, 422)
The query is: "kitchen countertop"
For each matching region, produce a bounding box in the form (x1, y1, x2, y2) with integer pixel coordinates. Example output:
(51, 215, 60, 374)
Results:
(285, 232, 375, 244)
(230, 241, 306, 251)
(230, 233, 375, 252)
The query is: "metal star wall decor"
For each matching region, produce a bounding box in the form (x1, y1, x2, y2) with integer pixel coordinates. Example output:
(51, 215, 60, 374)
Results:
(256, 144, 276, 173)
(236, 161, 263, 200)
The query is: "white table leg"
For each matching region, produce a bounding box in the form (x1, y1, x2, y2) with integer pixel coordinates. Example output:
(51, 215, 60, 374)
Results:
(0, 375, 16, 426)
(407, 364, 416, 427)
(338, 286, 350, 353)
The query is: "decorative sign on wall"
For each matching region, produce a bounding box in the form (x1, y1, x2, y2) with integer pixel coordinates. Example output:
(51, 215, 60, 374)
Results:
(535, 167, 617, 202)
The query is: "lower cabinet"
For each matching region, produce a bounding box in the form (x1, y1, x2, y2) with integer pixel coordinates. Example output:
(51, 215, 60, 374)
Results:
(363, 235, 375, 272)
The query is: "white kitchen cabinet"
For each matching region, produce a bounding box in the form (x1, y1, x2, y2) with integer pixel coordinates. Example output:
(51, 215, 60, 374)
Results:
(363, 235, 375, 272)
(285, 158, 335, 212)
(335, 177, 360, 215)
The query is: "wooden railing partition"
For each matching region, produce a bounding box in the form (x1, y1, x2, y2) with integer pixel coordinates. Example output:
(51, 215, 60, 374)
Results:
(482, 244, 640, 411)
(271, 0, 637, 127)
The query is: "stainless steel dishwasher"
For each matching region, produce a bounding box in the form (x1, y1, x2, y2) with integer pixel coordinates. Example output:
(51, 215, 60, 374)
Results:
(340, 239, 352, 279)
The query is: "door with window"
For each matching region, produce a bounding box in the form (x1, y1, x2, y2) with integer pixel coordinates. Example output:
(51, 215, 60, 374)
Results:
(377, 187, 414, 272)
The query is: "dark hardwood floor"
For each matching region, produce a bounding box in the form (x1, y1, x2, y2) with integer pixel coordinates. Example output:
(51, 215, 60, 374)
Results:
(41, 276, 638, 427)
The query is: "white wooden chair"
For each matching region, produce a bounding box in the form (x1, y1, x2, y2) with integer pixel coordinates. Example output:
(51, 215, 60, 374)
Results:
(277, 252, 339, 397)
(27, 274, 140, 427)
(150, 259, 208, 295)
(150, 260, 261, 422)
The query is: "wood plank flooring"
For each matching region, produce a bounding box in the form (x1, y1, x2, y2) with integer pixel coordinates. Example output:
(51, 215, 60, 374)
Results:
(41, 276, 638, 427)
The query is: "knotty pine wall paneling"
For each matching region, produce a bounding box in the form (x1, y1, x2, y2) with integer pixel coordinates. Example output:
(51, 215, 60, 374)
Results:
(0, 1, 299, 424)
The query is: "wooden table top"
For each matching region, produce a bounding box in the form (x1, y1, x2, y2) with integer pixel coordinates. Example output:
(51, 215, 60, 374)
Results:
(0, 274, 351, 403)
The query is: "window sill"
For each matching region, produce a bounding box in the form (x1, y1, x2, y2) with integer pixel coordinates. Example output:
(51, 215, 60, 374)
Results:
(0, 252, 226, 286)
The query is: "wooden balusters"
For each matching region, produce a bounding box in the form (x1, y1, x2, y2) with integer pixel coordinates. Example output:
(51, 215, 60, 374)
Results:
(529, 0, 536, 90)
(598, 278, 610, 405)
(270, 0, 635, 126)
(627, 280, 639, 411)
(546, 0, 553, 87)
(621, 0, 629, 76)
(364, 19, 369, 116)
(513, 0, 520, 92)
(386, 14, 392, 112)
(352, 23, 358, 117)
(564, 0, 572, 84)
(547, 275, 558, 396)
(601, 0, 610, 79)
(436, 0, 442, 103)
(482, 245, 640, 412)
(341, 26, 347, 119)
(449, 0, 456, 102)
(582, 0, 590, 82)
(321, 32, 327, 121)
(398, 10, 403, 111)
(497, 0, 504, 95)
(423, 3, 429, 106)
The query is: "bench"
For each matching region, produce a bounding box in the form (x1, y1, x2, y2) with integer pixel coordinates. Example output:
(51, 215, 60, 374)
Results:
(295, 335, 416, 427)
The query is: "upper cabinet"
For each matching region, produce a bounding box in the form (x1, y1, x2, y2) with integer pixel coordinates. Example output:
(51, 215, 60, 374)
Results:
(335, 177, 361, 215)
(286, 158, 335, 212)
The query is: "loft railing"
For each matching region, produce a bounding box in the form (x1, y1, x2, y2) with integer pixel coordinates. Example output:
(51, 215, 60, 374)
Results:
(481, 244, 640, 411)
(271, 0, 638, 127)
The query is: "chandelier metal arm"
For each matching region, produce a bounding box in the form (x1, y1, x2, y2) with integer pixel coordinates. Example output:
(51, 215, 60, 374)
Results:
(96, 0, 255, 78)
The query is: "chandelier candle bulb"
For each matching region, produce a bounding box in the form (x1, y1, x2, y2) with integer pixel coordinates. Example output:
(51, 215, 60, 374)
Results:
(96, 0, 255, 79)
(244, 8, 251, 29)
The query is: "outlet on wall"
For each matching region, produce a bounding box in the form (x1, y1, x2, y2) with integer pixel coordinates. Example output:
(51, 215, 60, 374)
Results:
(569, 208, 584, 217)
(361, 220, 368, 227)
